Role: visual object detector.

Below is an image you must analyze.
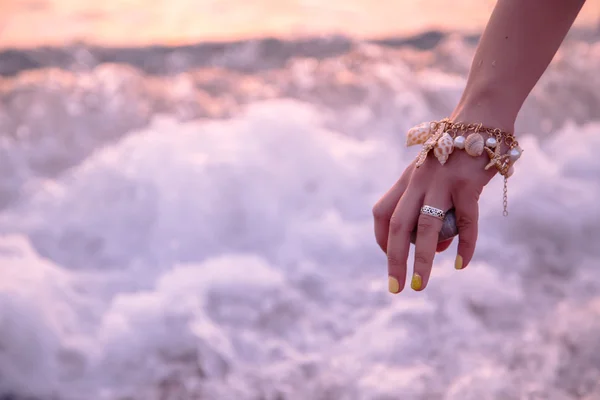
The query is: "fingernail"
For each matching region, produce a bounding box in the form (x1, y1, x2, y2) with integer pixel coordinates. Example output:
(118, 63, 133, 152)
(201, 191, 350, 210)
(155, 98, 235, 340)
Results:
(455, 255, 464, 270)
(388, 276, 400, 294)
(411, 273, 422, 291)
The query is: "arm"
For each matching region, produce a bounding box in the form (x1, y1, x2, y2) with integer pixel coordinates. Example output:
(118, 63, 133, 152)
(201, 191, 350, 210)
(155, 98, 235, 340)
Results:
(376, 0, 586, 293)
(451, 0, 586, 131)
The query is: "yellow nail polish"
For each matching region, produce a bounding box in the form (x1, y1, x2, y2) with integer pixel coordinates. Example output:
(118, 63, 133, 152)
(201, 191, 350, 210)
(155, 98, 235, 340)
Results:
(388, 276, 400, 294)
(455, 255, 464, 270)
(411, 273, 422, 291)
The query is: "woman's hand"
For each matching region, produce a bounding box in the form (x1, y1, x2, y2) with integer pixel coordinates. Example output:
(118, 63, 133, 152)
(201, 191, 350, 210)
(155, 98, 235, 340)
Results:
(372, 137, 500, 293)
(372, 0, 585, 294)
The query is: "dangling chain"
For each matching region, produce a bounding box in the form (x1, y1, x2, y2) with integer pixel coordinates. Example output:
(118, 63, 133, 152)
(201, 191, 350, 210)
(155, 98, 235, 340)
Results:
(503, 176, 509, 216)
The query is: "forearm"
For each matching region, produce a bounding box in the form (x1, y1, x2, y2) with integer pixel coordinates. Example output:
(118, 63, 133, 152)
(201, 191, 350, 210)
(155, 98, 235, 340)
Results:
(451, 0, 586, 131)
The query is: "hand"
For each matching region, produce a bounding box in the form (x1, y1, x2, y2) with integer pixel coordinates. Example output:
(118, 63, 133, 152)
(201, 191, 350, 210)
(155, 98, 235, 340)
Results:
(372, 144, 499, 293)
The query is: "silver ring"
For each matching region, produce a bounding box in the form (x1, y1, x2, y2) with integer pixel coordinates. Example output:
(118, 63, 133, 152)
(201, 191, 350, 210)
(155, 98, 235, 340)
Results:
(420, 205, 445, 220)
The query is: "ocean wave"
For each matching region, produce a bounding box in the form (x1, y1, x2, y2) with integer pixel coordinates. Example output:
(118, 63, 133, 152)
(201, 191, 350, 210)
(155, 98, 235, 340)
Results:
(0, 98, 599, 399)
(0, 32, 460, 77)
(1, 34, 599, 213)
(0, 30, 600, 399)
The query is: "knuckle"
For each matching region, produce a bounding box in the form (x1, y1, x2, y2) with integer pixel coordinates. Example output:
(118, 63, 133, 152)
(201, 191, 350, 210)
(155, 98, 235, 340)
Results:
(371, 202, 386, 221)
(387, 253, 404, 266)
(452, 173, 486, 191)
(388, 215, 407, 235)
(414, 252, 432, 266)
(454, 176, 475, 188)
(458, 237, 474, 252)
(456, 214, 475, 230)
(454, 178, 483, 197)
(462, 187, 484, 203)
(416, 219, 435, 235)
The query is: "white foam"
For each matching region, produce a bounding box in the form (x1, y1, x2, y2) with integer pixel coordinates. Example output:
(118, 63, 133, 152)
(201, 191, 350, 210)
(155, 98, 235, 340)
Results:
(0, 97, 600, 399)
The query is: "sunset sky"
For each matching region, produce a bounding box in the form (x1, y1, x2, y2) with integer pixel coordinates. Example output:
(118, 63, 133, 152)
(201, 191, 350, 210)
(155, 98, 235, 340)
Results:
(1, 0, 599, 48)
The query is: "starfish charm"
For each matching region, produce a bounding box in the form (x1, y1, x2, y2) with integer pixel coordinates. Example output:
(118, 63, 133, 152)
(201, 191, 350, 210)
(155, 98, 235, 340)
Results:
(415, 123, 445, 168)
(484, 146, 510, 173)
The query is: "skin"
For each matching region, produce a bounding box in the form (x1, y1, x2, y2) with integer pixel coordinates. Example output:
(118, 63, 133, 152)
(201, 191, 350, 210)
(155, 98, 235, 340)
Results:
(373, 0, 587, 293)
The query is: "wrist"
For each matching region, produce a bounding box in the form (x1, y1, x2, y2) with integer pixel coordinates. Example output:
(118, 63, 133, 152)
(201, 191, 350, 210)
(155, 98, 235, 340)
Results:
(450, 82, 520, 134)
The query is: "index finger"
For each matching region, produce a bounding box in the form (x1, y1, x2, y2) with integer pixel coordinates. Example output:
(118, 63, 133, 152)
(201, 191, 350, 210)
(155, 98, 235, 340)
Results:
(386, 192, 422, 294)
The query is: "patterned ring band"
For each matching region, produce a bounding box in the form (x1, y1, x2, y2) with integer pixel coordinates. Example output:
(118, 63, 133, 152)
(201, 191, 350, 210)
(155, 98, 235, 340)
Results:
(420, 205, 446, 220)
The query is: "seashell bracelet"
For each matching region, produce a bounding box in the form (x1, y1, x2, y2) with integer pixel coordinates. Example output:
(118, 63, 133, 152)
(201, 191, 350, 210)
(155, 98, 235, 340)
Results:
(406, 118, 522, 216)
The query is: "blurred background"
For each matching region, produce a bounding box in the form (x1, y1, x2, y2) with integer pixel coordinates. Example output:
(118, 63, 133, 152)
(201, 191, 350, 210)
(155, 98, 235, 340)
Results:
(2, 1, 600, 399)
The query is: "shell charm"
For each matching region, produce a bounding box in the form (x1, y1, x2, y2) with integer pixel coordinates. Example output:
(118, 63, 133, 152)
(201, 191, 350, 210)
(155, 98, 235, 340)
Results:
(415, 123, 446, 167)
(406, 122, 433, 147)
(464, 133, 485, 157)
(403, 118, 523, 218)
(433, 132, 454, 165)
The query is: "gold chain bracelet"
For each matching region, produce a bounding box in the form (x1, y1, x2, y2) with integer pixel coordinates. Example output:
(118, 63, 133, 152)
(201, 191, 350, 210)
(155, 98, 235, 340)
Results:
(406, 118, 522, 216)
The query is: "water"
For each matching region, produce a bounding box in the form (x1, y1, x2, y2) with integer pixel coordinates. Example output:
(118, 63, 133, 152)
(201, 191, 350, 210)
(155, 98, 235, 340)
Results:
(2, 16, 600, 400)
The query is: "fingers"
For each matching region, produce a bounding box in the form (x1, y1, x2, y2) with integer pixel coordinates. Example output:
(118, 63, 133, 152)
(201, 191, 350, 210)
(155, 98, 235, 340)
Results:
(386, 191, 422, 294)
(380, 157, 482, 295)
(412, 193, 452, 291)
(451, 187, 480, 270)
(372, 165, 414, 253)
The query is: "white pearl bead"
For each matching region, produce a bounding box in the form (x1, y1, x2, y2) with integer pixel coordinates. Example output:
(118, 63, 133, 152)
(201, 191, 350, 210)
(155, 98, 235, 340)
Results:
(485, 137, 497, 148)
(509, 147, 522, 162)
(453, 136, 465, 149)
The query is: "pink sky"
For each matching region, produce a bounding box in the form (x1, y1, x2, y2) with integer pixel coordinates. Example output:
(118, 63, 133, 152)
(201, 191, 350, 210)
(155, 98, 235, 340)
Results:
(1, 0, 599, 48)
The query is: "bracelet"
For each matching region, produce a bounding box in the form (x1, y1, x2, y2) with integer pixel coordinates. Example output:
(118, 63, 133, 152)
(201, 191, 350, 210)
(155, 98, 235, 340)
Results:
(406, 118, 523, 216)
